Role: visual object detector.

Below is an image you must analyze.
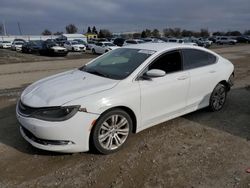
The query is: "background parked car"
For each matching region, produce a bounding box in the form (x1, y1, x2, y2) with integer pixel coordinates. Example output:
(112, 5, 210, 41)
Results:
(123, 39, 145, 45)
(92, 42, 119, 54)
(86, 40, 96, 50)
(64, 41, 86, 52)
(0, 41, 12, 49)
(11, 41, 25, 51)
(216, 37, 237, 45)
(73, 39, 88, 46)
(236, 36, 250, 43)
(113, 38, 125, 46)
(22, 40, 43, 53)
(39, 40, 68, 56)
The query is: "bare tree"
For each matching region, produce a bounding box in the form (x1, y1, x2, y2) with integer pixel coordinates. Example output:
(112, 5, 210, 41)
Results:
(200, 29, 209, 37)
(98, 29, 112, 38)
(54, 31, 63, 35)
(65, 24, 78, 34)
(151, 29, 160, 37)
(42, 29, 52, 35)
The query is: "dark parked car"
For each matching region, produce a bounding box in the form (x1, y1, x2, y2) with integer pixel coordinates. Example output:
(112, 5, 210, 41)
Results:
(39, 41, 68, 56)
(236, 36, 250, 43)
(22, 40, 43, 53)
(113, 38, 125, 46)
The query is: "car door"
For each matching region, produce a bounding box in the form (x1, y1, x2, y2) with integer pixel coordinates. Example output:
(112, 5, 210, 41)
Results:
(182, 49, 219, 109)
(94, 43, 102, 53)
(139, 50, 190, 128)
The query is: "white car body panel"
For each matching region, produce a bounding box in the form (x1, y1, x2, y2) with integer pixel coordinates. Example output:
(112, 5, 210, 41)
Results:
(64, 42, 86, 52)
(93, 42, 120, 54)
(51, 46, 67, 52)
(1, 41, 12, 48)
(16, 43, 234, 153)
(21, 70, 119, 107)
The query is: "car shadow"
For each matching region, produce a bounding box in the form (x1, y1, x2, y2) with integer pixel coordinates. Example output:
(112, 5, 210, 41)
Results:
(0, 87, 249, 156)
(183, 86, 250, 140)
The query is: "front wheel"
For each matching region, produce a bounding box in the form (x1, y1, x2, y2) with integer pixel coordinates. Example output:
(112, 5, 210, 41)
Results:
(91, 109, 132, 154)
(209, 84, 227, 111)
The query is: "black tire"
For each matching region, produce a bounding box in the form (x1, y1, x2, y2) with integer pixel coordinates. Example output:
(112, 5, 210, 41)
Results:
(209, 83, 227, 111)
(92, 49, 96, 54)
(91, 109, 132, 154)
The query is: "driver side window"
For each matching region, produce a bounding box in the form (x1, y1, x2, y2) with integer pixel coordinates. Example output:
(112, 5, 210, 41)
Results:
(149, 50, 182, 74)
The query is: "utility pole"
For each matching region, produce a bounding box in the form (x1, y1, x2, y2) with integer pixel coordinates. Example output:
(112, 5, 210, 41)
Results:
(3, 20, 7, 35)
(17, 22, 22, 35)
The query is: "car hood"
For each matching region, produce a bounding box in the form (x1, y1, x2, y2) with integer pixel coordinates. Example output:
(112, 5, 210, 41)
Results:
(72, 44, 85, 47)
(108, 46, 120, 50)
(21, 69, 119, 107)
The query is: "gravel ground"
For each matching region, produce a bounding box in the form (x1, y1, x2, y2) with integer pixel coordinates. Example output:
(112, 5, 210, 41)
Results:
(0, 45, 249, 188)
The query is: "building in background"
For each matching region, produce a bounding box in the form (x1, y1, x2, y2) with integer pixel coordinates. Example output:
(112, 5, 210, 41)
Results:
(0, 35, 57, 42)
(58, 34, 87, 42)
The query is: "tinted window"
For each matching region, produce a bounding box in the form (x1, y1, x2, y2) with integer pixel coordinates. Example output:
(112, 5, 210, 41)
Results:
(182, 49, 217, 69)
(149, 51, 182, 74)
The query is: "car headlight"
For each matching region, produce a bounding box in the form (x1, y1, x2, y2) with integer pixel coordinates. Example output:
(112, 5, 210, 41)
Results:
(33, 105, 80, 121)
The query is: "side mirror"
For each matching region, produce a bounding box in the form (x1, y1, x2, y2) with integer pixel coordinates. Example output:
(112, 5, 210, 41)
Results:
(145, 69, 166, 78)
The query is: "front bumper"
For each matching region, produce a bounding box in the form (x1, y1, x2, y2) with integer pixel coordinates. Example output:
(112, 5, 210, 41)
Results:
(16, 105, 99, 153)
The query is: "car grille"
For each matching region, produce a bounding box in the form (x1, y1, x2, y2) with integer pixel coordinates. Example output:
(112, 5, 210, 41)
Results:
(21, 126, 74, 146)
(18, 101, 37, 116)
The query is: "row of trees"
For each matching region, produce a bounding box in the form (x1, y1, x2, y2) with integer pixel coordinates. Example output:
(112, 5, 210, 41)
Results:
(125, 28, 250, 39)
(40, 24, 250, 38)
(41, 24, 112, 38)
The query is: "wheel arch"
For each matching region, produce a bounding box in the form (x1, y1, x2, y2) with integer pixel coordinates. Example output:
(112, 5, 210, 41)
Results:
(218, 80, 231, 91)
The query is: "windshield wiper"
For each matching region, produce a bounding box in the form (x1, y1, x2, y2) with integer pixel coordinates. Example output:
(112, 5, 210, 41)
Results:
(82, 68, 110, 78)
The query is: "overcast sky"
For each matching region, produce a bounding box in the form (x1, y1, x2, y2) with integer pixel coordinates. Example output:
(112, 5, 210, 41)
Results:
(0, 0, 249, 35)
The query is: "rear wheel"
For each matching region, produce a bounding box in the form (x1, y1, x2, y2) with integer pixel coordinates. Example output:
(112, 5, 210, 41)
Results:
(91, 109, 132, 154)
(209, 84, 227, 111)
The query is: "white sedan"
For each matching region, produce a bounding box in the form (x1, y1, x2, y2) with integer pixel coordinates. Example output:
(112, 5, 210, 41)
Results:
(64, 41, 86, 52)
(0, 41, 12, 48)
(16, 43, 234, 154)
(11, 41, 25, 51)
(92, 42, 119, 54)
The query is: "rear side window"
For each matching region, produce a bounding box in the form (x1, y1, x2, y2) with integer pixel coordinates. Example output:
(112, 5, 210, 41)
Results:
(182, 49, 217, 70)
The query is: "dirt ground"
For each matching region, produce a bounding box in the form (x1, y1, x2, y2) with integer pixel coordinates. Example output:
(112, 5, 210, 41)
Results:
(0, 45, 249, 188)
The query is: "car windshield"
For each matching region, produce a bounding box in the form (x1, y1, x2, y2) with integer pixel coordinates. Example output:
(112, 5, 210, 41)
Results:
(104, 43, 115, 46)
(71, 41, 78, 45)
(80, 48, 155, 80)
(3, 41, 10, 43)
(15, 42, 23, 45)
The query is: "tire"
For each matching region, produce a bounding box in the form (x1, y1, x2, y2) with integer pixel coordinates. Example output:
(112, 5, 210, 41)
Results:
(209, 83, 227, 111)
(91, 109, 132, 154)
(92, 49, 96, 54)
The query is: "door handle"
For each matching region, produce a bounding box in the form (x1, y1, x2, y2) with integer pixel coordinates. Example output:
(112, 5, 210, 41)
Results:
(177, 75, 188, 80)
(209, 70, 216, 73)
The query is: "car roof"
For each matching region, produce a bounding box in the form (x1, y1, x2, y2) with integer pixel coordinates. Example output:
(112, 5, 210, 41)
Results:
(123, 42, 199, 52)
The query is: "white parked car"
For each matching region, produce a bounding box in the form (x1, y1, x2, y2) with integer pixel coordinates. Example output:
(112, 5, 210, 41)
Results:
(0, 41, 12, 48)
(64, 41, 86, 52)
(11, 41, 25, 51)
(216, 37, 237, 45)
(92, 42, 119, 54)
(16, 43, 234, 154)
